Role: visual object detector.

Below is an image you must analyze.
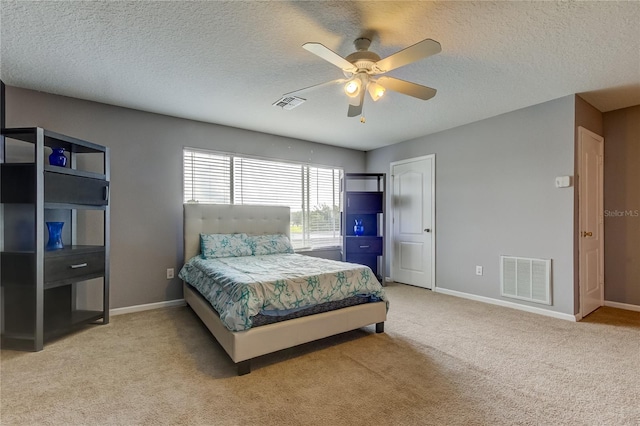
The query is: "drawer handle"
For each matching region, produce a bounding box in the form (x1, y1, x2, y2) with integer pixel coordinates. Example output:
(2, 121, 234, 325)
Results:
(359, 245, 370, 249)
(70, 263, 88, 269)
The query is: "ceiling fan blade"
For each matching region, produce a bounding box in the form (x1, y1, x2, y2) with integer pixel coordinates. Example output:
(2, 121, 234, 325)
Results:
(347, 90, 366, 117)
(283, 78, 346, 97)
(348, 94, 360, 107)
(376, 76, 437, 100)
(303, 42, 357, 72)
(374, 39, 441, 73)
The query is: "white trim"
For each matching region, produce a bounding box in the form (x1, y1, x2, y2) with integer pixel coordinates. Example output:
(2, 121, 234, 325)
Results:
(389, 154, 436, 290)
(604, 300, 640, 312)
(110, 299, 186, 316)
(434, 287, 579, 321)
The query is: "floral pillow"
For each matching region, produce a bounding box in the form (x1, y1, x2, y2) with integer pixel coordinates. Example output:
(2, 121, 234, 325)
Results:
(247, 234, 294, 256)
(200, 233, 252, 259)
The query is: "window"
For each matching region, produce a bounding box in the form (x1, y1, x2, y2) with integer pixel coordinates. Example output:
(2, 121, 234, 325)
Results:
(184, 148, 342, 250)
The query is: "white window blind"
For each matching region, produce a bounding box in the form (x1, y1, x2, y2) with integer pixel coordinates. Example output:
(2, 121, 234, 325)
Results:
(233, 157, 302, 207)
(183, 149, 230, 204)
(183, 148, 342, 250)
(304, 167, 341, 249)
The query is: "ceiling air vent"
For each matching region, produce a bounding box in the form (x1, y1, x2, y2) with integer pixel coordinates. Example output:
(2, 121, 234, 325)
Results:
(272, 96, 306, 110)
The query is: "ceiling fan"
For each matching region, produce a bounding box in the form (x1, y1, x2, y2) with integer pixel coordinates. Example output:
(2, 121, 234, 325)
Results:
(276, 37, 441, 121)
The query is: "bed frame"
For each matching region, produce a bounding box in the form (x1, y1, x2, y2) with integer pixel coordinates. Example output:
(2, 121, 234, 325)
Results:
(183, 203, 387, 375)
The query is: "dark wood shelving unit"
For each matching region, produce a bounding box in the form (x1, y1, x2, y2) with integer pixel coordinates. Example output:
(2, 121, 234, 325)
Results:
(1, 127, 110, 351)
(342, 173, 385, 282)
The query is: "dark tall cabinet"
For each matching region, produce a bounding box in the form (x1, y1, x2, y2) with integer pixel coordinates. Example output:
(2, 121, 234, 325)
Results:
(1, 128, 110, 351)
(342, 173, 385, 282)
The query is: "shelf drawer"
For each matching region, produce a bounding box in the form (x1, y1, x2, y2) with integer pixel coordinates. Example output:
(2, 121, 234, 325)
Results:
(45, 172, 109, 206)
(45, 250, 105, 285)
(345, 237, 383, 255)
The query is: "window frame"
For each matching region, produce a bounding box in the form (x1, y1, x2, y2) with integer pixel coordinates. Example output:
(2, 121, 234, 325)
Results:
(183, 147, 343, 251)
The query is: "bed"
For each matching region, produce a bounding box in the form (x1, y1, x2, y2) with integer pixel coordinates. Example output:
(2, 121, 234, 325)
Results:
(181, 203, 388, 375)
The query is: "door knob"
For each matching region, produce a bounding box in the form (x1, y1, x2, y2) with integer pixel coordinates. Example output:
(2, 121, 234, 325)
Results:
(424, 229, 431, 232)
(582, 231, 593, 237)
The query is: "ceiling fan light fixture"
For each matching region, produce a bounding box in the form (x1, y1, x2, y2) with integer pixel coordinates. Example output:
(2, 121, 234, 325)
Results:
(344, 79, 361, 97)
(367, 81, 385, 101)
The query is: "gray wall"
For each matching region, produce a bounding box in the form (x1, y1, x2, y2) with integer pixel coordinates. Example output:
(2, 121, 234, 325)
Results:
(366, 96, 577, 315)
(603, 105, 640, 306)
(5, 86, 366, 308)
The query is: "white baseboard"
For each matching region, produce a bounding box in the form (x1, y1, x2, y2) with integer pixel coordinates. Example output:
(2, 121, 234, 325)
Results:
(110, 299, 186, 316)
(107, 294, 637, 320)
(433, 287, 579, 322)
(604, 300, 640, 312)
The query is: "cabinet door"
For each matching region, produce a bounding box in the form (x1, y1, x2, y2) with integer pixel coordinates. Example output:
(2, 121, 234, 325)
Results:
(45, 173, 109, 206)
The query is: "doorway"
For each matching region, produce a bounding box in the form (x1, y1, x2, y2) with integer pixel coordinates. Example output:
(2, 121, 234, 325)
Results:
(578, 126, 604, 317)
(390, 155, 435, 289)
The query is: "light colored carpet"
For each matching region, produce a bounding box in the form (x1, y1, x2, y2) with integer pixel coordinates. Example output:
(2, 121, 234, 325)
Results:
(1, 283, 639, 425)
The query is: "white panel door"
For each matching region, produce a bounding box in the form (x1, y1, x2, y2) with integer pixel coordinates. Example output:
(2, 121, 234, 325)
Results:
(391, 156, 434, 288)
(578, 127, 604, 317)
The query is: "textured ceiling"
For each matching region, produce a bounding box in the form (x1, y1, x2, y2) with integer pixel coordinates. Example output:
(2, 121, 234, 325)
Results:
(1, 1, 639, 150)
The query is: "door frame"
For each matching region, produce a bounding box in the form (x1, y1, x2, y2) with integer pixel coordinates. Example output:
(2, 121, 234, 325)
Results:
(577, 126, 604, 317)
(389, 154, 436, 289)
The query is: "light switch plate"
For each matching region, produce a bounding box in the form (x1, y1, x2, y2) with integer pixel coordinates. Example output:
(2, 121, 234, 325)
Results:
(555, 176, 571, 188)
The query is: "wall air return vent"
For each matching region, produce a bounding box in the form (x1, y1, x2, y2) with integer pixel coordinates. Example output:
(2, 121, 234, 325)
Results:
(272, 96, 306, 110)
(500, 256, 551, 305)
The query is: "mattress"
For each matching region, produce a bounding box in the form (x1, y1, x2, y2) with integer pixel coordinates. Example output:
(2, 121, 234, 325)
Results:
(250, 295, 370, 327)
(179, 253, 388, 331)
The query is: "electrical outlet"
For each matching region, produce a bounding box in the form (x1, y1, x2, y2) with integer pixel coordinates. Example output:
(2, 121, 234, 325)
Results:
(475, 265, 483, 276)
(166, 268, 174, 279)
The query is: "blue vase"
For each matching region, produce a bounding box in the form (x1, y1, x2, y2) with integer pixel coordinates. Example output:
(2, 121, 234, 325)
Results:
(354, 219, 364, 236)
(46, 222, 64, 250)
(49, 148, 67, 167)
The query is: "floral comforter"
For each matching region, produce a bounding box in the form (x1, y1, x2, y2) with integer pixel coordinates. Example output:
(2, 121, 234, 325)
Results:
(179, 253, 388, 331)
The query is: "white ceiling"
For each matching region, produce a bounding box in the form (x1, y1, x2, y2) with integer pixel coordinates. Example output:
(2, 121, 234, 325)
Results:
(1, 1, 639, 151)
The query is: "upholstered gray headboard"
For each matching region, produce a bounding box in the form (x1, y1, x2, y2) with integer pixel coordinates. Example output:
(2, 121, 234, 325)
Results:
(183, 204, 291, 261)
